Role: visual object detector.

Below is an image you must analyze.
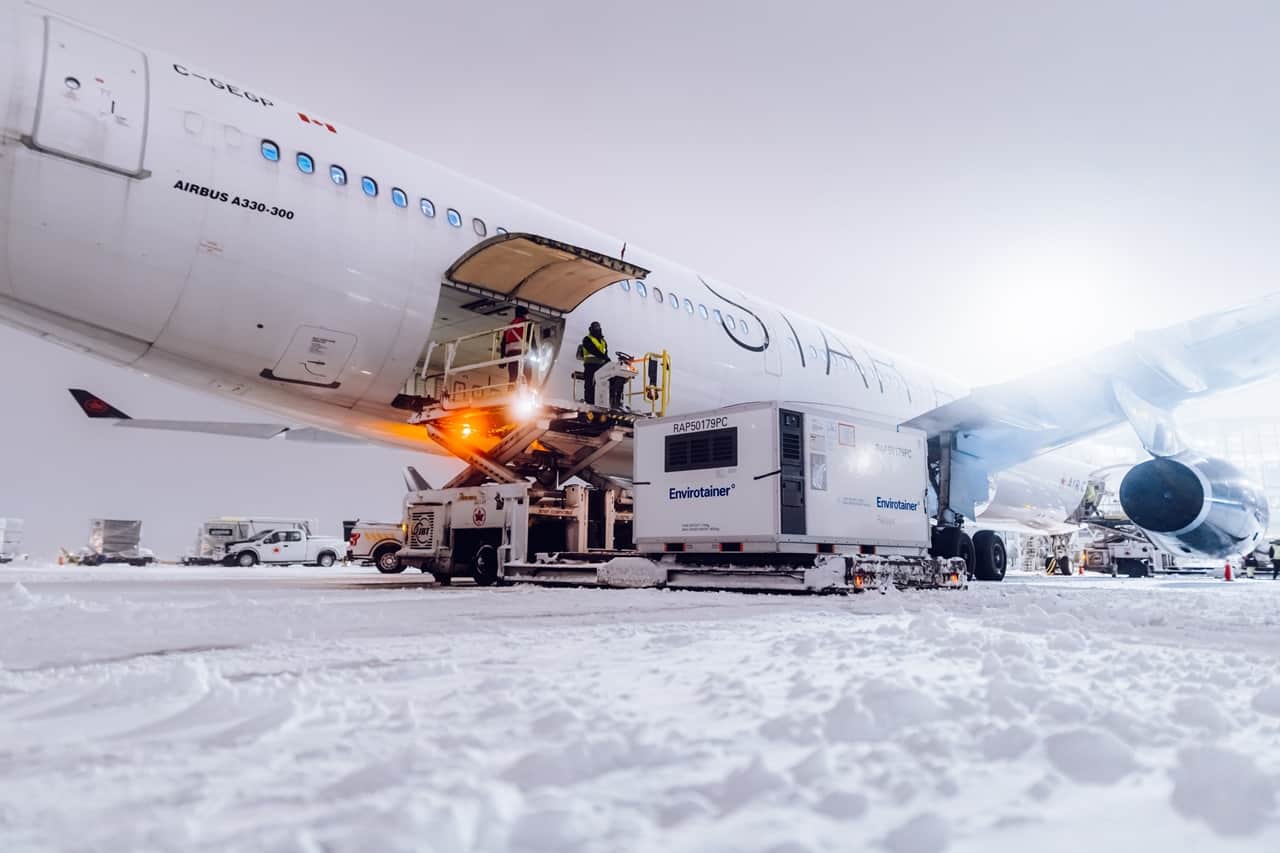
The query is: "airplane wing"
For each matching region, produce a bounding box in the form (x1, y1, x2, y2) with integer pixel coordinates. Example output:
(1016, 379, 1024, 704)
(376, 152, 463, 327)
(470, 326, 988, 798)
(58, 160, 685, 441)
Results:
(68, 389, 365, 445)
(903, 291, 1280, 517)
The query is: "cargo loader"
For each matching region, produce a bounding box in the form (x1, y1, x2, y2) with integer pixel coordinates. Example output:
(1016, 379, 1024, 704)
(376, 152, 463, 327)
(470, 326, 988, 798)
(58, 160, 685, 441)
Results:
(396, 402, 965, 593)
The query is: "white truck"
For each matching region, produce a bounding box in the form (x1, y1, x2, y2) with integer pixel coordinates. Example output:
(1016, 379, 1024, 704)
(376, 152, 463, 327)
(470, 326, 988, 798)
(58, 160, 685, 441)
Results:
(185, 517, 317, 565)
(347, 520, 406, 573)
(222, 528, 345, 568)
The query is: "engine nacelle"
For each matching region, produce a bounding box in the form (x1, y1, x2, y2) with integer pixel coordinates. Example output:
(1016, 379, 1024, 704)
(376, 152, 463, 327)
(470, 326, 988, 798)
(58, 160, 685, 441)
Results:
(1119, 454, 1269, 558)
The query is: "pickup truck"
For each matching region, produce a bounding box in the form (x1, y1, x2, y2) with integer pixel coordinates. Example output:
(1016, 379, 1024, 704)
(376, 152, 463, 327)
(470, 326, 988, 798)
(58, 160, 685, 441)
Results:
(223, 528, 345, 568)
(347, 521, 405, 573)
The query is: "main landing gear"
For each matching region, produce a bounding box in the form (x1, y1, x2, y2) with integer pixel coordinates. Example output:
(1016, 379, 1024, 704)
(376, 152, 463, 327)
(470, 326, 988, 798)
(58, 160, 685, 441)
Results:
(932, 527, 1006, 582)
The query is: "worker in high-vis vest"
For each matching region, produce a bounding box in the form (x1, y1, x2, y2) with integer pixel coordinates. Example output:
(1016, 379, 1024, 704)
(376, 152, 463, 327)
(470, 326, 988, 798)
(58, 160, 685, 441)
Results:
(578, 321, 609, 405)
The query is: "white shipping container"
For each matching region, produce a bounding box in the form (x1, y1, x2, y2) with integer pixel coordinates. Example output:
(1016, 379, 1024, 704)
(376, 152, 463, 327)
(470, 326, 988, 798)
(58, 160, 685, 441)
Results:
(0, 517, 23, 559)
(633, 402, 930, 553)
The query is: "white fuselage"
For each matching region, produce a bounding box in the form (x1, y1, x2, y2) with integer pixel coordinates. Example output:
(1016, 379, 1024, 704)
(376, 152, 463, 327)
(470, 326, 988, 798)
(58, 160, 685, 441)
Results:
(0, 2, 1089, 530)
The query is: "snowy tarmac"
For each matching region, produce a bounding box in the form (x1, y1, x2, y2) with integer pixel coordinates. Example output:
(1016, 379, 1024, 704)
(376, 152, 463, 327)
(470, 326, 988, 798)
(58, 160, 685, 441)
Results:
(3, 565, 1280, 853)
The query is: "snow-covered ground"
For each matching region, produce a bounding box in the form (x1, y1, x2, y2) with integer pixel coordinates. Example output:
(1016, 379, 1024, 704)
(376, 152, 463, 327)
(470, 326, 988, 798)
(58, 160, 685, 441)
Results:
(2, 565, 1279, 853)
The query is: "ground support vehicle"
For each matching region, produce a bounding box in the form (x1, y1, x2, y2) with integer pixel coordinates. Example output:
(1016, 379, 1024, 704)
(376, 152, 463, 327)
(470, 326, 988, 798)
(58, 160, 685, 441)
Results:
(1081, 518, 1181, 576)
(347, 521, 406, 573)
(222, 528, 346, 568)
(182, 517, 317, 565)
(0, 517, 23, 563)
(79, 519, 155, 566)
(397, 403, 964, 593)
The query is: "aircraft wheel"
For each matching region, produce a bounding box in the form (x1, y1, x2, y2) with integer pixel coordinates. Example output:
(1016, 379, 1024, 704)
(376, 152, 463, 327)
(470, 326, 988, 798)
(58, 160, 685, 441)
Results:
(472, 544, 499, 586)
(375, 547, 404, 574)
(933, 527, 976, 579)
(237, 551, 258, 568)
(972, 531, 1007, 582)
(1117, 558, 1147, 578)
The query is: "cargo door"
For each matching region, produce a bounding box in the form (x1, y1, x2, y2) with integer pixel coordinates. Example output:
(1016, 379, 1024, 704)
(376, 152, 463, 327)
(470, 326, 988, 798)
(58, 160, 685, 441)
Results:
(30, 17, 149, 177)
(446, 233, 648, 316)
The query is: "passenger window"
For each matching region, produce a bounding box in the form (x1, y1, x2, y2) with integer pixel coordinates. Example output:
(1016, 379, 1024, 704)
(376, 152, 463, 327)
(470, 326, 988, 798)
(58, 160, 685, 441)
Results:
(713, 309, 723, 324)
(669, 293, 679, 309)
(391, 187, 408, 208)
(725, 313, 736, 330)
(698, 304, 709, 319)
(473, 218, 487, 236)
(652, 286, 663, 302)
(260, 139, 280, 162)
(296, 152, 315, 174)
(808, 345, 819, 360)
(361, 176, 378, 197)
(636, 282, 648, 298)
(496, 227, 508, 235)
(620, 281, 631, 292)
(739, 319, 750, 336)
(420, 198, 436, 217)
(330, 165, 347, 186)
(447, 208, 462, 228)
(683, 298, 694, 314)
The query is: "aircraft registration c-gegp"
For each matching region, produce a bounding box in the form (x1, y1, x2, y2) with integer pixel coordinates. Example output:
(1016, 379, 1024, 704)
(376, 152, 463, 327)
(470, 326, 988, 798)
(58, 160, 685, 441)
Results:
(0, 2, 1275, 576)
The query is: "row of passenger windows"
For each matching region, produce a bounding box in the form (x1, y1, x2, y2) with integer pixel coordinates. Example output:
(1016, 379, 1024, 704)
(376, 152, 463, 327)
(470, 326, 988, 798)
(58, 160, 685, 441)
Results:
(617, 276, 901, 385)
(260, 139, 508, 238)
(617, 280, 751, 337)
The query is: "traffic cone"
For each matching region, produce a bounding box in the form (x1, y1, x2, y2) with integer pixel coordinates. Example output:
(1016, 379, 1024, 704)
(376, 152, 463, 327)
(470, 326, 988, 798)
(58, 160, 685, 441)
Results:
(1224, 560, 1233, 582)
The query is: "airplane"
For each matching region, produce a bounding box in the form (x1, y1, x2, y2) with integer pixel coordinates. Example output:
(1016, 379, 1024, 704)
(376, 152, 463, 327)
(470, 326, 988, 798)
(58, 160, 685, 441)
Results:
(1, 1, 1275, 580)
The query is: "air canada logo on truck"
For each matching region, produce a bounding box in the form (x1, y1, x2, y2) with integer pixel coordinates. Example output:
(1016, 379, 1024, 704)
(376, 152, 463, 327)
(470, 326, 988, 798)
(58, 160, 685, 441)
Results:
(669, 483, 736, 500)
(876, 497, 920, 511)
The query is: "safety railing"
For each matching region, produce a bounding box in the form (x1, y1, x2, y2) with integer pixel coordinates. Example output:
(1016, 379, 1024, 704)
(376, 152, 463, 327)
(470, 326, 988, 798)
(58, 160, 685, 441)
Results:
(626, 350, 671, 417)
(403, 321, 543, 409)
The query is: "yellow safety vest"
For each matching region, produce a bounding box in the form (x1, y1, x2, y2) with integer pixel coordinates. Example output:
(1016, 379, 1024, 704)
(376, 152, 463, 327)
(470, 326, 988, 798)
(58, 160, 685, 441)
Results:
(584, 335, 608, 364)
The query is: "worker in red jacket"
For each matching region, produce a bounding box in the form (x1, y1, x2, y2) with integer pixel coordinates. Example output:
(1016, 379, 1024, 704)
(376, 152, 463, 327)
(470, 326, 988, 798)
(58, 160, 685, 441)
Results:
(503, 306, 529, 385)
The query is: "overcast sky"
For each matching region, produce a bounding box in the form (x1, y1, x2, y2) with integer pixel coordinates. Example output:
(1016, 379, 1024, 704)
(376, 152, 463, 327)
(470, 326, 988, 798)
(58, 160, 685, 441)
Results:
(6, 0, 1280, 557)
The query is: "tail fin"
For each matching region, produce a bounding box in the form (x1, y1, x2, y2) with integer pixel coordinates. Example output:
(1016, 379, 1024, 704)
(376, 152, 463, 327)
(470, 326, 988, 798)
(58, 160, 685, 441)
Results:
(403, 465, 432, 492)
(68, 389, 131, 420)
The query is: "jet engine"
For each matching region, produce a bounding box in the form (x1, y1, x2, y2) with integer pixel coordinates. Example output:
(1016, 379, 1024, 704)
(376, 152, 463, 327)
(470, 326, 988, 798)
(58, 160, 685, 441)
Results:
(1118, 453, 1269, 558)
